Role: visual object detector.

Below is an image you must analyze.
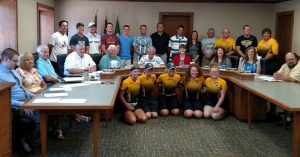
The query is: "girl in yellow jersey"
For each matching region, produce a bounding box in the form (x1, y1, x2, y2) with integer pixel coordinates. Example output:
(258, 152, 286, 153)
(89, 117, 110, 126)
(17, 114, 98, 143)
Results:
(119, 65, 147, 125)
(182, 64, 206, 118)
(203, 63, 227, 120)
(138, 63, 158, 119)
(256, 28, 279, 75)
(156, 62, 181, 116)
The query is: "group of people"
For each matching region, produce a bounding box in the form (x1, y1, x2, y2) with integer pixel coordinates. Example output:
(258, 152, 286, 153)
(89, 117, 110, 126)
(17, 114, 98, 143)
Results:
(1, 19, 300, 152)
(119, 63, 227, 125)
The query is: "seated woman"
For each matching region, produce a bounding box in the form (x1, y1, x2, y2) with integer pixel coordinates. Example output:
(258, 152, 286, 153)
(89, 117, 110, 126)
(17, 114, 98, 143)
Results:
(156, 62, 181, 116)
(238, 46, 261, 74)
(186, 31, 202, 63)
(138, 63, 158, 119)
(210, 47, 232, 69)
(182, 64, 205, 118)
(16, 52, 47, 94)
(119, 65, 147, 125)
(203, 63, 227, 120)
(256, 28, 279, 75)
(173, 44, 191, 66)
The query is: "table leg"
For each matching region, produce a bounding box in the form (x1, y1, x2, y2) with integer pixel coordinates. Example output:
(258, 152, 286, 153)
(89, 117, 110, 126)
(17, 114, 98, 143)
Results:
(40, 111, 48, 157)
(247, 91, 253, 129)
(293, 112, 300, 157)
(93, 111, 100, 157)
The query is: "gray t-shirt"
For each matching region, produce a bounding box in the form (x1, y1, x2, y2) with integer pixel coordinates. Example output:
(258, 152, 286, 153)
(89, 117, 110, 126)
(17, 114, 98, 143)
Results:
(201, 37, 217, 55)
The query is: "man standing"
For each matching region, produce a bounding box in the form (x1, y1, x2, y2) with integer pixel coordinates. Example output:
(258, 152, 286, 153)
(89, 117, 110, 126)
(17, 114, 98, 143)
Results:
(69, 22, 90, 53)
(133, 25, 153, 63)
(168, 25, 188, 61)
(48, 20, 69, 73)
(214, 28, 236, 56)
(151, 23, 170, 63)
(201, 28, 217, 66)
(118, 25, 134, 66)
(86, 22, 101, 54)
(64, 44, 96, 76)
(101, 23, 120, 54)
(236, 25, 258, 58)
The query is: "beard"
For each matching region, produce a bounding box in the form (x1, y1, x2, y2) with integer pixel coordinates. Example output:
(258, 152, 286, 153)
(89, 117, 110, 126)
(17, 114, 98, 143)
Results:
(288, 63, 296, 69)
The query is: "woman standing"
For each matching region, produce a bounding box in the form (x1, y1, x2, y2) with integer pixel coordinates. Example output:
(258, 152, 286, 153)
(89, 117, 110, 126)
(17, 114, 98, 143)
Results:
(119, 65, 147, 125)
(182, 64, 205, 118)
(211, 47, 232, 69)
(186, 31, 202, 64)
(256, 28, 279, 75)
(238, 46, 261, 74)
(203, 64, 227, 120)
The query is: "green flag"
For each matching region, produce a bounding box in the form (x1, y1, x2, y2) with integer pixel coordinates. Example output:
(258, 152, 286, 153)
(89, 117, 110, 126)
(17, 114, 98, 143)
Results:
(104, 15, 107, 34)
(115, 17, 120, 36)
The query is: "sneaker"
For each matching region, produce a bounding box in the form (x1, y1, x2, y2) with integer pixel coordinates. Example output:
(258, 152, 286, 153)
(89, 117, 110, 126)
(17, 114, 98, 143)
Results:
(74, 115, 91, 123)
(21, 138, 32, 153)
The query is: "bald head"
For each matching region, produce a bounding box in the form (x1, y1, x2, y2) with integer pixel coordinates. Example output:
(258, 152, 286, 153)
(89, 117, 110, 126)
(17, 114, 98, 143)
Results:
(285, 52, 298, 68)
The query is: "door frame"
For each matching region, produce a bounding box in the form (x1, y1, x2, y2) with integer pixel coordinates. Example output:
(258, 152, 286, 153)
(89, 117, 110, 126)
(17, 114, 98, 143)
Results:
(159, 12, 194, 36)
(275, 10, 294, 52)
(37, 2, 54, 45)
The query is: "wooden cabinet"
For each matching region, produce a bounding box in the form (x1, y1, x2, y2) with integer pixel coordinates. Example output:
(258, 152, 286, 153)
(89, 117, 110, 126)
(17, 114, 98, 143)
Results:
(0, 83, 14, 157)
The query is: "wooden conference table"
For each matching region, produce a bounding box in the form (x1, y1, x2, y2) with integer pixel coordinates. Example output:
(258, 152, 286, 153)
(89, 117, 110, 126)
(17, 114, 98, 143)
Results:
(22, 66, 300, 157)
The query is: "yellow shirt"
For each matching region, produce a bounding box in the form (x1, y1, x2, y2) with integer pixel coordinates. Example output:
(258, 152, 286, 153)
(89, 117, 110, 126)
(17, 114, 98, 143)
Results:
(120, 76, 140, 102)
(256, 37, 279, 57)
(138, 73, 156, 96)
(214, 37, 236, 54)
(184, 76, 205, 99)
(277, 61, 300, 82)
(205, 77, 227, 94)
(156, 73, 181, 92)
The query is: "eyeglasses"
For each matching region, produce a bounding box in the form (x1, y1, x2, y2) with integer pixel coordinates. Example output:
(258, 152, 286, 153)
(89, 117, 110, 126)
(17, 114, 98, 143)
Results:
(9, 58, 19, 63)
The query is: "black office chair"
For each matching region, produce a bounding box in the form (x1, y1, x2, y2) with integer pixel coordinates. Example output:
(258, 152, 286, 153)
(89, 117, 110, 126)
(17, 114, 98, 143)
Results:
(57, 54, 68, 77)
(229, 55, 240, 69)
(90, 53, 102, 71)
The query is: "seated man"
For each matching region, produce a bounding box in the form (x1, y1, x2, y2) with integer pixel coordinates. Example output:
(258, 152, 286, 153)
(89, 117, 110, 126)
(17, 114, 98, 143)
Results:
(0, 48, 39, 152)
(273, 52, 300, 82)
(99, 44, 124, 70)
(36, 44, 59, 86)
(64, 43, 96, 76)
(138, 46, 165, 66)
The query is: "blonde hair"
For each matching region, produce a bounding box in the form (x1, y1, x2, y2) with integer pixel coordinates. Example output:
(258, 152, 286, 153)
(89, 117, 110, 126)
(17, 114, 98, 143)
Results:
(18, 52, 33, 69)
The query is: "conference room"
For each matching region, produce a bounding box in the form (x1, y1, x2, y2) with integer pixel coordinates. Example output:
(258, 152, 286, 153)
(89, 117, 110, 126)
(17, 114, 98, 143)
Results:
(1, 0, 300, 157)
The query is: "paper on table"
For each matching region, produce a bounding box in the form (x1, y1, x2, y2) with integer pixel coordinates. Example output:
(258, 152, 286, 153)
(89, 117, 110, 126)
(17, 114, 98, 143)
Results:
(63, 77, 84, 82)
(44, 92, 69, 97)
(59, 99, 87, 103)
(60, 83, 90, 88)
(257, 76, 282, 82)
(32, 98, 61, 103)
(49, 87, 72, 92)
(85, 81, 102, 84)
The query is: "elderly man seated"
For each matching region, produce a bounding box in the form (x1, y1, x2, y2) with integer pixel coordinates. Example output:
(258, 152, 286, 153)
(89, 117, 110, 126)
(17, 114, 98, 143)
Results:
(36, 44, 59, 86)
(138, 46, 165, 66)
(99, 44, 124, 70)
(273, 52, 300, 82)
(64, 43, 96, 76)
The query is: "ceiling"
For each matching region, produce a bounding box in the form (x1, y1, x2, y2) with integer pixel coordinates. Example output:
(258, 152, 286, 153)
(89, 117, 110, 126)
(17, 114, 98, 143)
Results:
(99, 0, 290, 3)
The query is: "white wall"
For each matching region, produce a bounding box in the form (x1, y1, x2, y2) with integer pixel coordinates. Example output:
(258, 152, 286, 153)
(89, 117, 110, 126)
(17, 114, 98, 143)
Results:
(17, 0, 54, 52)
(55, 0, 275, 40)
(275, 0, 300, 53)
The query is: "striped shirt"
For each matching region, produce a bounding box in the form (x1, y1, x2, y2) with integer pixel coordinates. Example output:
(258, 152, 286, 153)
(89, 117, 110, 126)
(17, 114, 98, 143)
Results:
(168, 35, 188, 56)
(138, 54, 165, 66)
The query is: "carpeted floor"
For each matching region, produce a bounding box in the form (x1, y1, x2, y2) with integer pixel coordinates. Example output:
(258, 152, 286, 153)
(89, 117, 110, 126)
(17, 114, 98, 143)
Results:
(13, 114, 293, 157)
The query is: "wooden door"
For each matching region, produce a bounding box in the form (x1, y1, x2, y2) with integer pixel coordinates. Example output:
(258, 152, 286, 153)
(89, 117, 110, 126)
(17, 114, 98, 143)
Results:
(159, 12, 194, 39)
(37, 3, 54, 45)
(275, 11, 294, 66)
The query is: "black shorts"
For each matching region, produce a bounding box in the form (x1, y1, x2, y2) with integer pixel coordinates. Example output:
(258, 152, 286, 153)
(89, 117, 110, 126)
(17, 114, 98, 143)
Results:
(158, 94, 179, 110)
(120, 102, 142, 114)
(205, 93, 219, 107)
(183, 99, 203, 111)
(140, 96, 158, 113)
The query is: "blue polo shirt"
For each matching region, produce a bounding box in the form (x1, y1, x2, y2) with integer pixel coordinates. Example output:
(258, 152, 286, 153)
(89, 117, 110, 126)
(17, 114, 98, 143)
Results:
(0, 64, 35, 108)
(36, 57, 58, 79)
(118, 34, 133, 60)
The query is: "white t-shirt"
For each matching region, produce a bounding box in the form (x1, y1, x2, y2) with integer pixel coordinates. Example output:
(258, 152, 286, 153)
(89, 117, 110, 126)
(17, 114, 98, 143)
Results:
(138, 54, 165, 66)
(86, 33, 101, 54)
(64, 52, 96, 76)
(49, 32, 69, 62)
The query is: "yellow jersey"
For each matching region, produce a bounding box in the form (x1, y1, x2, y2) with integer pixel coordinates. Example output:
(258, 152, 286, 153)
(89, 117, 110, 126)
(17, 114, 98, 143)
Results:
(205, 77, 227, 94)
(214, 37, 236, 54)
(184, 76, 205, 99)
(256, 37, 279, 57)
(156, 73, 181, 93)
(138, 73, 156, 96)
(120, 76, 140, 102)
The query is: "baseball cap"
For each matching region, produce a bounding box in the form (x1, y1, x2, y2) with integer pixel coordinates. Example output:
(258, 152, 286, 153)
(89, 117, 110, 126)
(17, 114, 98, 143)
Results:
(145, 63, 154, 71)
(167, 62, 176, 70)
(130, 65, 139, 71)
(88, 22, 96, 27)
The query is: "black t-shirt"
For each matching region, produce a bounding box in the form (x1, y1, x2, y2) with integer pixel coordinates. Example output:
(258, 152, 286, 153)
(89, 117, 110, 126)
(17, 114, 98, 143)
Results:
(236, 35, 257, 54)
(69, 34, 90, 47)
(150, 32, 170, 55)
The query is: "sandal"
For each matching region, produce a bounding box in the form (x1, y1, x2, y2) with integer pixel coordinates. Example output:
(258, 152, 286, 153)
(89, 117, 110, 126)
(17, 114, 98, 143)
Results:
(54, 130, 64, 140)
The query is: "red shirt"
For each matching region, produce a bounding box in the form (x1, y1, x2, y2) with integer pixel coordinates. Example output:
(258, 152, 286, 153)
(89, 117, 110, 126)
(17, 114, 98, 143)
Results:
(173, 54, 191, 66)
(101, 34, 120, 49)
